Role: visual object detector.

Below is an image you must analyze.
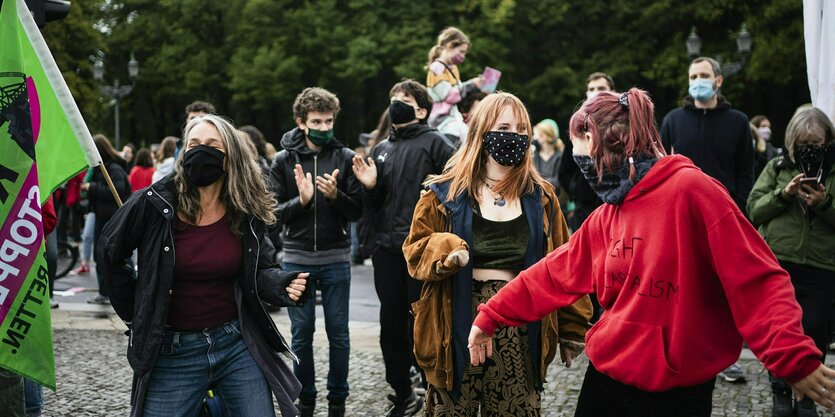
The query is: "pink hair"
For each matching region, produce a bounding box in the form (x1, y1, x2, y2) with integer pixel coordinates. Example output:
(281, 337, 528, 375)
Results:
(568, 88, 666, 181)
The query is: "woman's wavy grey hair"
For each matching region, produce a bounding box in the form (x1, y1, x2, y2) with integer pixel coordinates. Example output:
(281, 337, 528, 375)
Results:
(174, 114, 277, 236)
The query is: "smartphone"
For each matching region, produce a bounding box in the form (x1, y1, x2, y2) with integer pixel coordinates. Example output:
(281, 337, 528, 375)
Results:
(799, 177, 820, 187)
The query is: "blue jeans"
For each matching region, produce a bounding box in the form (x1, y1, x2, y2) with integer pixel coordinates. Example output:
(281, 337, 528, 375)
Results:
(283, 262, 351, 402)
(23, 378, 42, 416)
(143, 320, 275, 417)
(81, 212, 95, 262)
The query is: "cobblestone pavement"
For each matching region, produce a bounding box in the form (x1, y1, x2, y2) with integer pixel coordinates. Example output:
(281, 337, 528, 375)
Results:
(42, 307, 835, 416)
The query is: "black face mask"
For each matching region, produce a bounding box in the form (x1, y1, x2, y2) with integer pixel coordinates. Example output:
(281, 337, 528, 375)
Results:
(183, 145, 225, 187)
(389, 100, 417, 125)
(573, 154, 658, 205)
(795, 144, 825, 177)
(483, 131, 529, 166)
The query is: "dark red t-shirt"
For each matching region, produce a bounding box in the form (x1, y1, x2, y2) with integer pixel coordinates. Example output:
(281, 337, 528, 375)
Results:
(167, 213, 241, 330)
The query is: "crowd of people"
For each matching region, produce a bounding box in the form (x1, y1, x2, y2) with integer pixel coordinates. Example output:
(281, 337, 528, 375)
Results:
(7, 25, 835, 417)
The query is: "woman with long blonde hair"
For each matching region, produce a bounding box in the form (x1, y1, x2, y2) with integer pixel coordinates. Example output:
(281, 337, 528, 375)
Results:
(403, 92, 592, 415)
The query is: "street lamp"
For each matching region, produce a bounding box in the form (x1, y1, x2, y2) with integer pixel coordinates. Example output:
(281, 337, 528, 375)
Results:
(93, 53, 139, 148)
(684, 24, 752, 76)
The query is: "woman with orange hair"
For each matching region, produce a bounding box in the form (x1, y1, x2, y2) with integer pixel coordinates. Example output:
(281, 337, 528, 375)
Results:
(403, 92, 592, 415)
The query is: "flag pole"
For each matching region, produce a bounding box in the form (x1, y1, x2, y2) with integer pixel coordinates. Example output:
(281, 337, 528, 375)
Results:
(97, 163, 124, 208)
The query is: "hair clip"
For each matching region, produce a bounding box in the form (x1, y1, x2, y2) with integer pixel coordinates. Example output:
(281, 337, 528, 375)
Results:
(619, 92, 629, 109)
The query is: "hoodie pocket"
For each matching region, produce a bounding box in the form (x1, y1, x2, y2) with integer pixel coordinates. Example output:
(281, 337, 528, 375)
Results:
(586, 316, 678, 391)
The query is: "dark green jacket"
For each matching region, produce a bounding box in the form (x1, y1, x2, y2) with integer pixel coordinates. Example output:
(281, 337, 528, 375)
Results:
(747, 158, 835, 272)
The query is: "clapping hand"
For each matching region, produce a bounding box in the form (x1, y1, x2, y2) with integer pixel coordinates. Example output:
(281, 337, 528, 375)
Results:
(294, 164, 314, 206)
(351, 155, 377, 189)
(316, 168, 339, 201)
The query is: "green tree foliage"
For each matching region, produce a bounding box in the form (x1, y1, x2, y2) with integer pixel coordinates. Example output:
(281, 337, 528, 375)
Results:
(43, 0, 808, 150)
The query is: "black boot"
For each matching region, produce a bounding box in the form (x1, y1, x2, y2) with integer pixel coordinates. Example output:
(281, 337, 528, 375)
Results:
(328, 399, 346, 417)
(296, 400, 315, 417)
(769, 374, 793, 417)
(796, 397, 819, 417)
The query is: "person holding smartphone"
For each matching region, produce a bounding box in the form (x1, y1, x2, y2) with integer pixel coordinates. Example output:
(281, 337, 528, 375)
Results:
(748, 107, 835, 417)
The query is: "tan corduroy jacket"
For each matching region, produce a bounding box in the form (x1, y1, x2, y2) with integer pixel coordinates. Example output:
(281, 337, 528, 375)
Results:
(403, 185, 593, 391)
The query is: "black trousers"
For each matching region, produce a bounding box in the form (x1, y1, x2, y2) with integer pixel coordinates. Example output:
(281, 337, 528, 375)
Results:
(574, 362, 715, 417)
(373, 247, 423, 399)
(782, 261, 835, 361)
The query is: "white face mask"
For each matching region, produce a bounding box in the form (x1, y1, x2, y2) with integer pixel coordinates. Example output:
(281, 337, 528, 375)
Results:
(586, 91, 599, 100)
(758, 127, 772, 141)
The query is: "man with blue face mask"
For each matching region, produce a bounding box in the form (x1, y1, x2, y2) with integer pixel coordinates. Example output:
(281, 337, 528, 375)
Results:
(660, 57, 754, 386)
(661, 57, 754, 214)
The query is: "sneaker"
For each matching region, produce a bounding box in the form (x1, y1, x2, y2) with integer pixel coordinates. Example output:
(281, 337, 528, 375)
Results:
(71, 263, 90, 275)
(796, 397, 819, 417)
(327, 399, 345, 417)
(86, 295, 111, 305)
(50, 298, 59, 309)
(296, 400, 315, 417)
(385, 391, 422, 417)
(718, 362, 747, 383)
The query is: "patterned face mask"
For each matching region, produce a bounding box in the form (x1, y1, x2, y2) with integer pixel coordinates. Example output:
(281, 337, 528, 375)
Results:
(483, 131, 529, 167)
(795, 143, 825, 177)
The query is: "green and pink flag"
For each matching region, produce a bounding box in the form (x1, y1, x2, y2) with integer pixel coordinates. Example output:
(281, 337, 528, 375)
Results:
(0, 0, 100, 389)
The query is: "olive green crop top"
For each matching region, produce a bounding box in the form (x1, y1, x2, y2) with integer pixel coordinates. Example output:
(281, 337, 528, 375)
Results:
(471, 208, 529, 271)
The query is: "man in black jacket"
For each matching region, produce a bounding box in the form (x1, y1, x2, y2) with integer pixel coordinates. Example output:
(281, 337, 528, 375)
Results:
(661, 57, 754, 214)
(352, 80, 454, 416)
(270, 87, 363, 417)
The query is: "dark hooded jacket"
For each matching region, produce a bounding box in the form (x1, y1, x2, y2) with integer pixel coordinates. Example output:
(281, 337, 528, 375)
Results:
(362, 123, 454, 252)
(660, 95, 754, 213)
(88, 157, 132, 220)
(269, 128, 363, 252)
(97, 175, 305, 417)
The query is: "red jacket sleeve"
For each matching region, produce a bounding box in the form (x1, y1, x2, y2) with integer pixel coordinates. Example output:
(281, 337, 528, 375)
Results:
(474, 225, 595, 335)
(706, 209, 821, 383)
(42, 196, 57, 235)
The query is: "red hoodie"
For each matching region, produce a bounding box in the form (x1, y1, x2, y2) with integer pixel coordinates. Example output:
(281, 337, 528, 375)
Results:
(474, 155, 821, 391)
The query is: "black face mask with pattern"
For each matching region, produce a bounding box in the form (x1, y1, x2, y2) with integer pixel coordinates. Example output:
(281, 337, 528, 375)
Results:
(483, 131, 529, 167)
(795, 144, 825, 177)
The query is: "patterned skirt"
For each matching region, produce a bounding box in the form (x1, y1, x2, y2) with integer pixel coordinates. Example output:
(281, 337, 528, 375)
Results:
(424, 279, 541, 416)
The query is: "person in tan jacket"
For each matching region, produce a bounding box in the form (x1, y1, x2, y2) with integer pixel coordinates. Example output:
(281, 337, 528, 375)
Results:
(403, 92, 592, 416)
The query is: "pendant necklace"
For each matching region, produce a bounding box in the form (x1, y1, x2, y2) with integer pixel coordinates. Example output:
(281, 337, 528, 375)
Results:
(485, 183, 506, 207)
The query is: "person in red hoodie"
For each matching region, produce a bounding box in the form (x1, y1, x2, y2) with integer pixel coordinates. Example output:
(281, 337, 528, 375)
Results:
(468, 88, 835, 416)
(128, 148, 155, 192)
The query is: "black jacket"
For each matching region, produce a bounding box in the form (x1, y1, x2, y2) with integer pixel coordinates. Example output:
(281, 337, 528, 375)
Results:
(558, 139, 603, 208)
(88, 157, 132, 220)
(661, 95, 754, 212)
(363, 123, 454, 251)
(97, 175, 305, 416)
(270, 128, 363, 251)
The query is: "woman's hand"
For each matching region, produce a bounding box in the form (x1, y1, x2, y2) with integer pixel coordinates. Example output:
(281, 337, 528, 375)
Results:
(559, 339, 585, 368)
(469, 76, 484, 89)
(81, 182, 90, 192)
(801, 182, 827, 207)
(285, 272, 309, 302)
(351, 155, 377, 189)
(435, 247, 469, 275)
(784, 173, 804, 197)
(294, 165, 314, 206)
(467, 325, 493, 366)
(790, 364, 835, 409)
